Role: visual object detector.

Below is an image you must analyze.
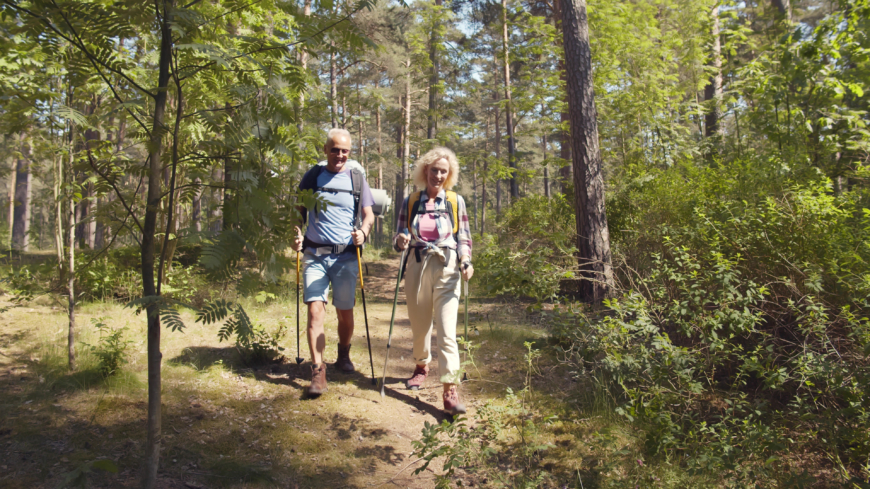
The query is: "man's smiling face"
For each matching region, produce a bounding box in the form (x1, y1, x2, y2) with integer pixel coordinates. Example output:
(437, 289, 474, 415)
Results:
(325, 133, 352, 172)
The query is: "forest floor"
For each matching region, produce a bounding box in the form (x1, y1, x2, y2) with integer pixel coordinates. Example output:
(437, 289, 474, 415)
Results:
(0, 255, 707, 489)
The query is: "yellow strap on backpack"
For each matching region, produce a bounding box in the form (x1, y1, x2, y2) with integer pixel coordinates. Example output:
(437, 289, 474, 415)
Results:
(407, 190, 459, 235)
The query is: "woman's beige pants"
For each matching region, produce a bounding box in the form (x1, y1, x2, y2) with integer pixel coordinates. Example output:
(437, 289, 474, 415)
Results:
(404, 249, 462, 384)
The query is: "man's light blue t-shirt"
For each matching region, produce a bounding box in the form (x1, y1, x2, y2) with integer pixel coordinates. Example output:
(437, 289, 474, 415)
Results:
(302, 167, 374, 250)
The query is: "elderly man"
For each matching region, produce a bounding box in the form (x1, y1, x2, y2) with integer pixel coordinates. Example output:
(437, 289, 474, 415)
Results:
(294, 128, 375, 397)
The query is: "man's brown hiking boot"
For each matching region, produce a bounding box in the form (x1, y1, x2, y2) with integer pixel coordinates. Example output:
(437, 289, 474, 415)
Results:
(336, 344, 355, 373)
(443, 385, 466, 416)
(307, 364, 327, 397)
(405, 364, 429, 390)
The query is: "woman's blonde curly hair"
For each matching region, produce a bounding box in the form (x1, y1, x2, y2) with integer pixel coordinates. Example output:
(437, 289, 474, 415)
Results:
(412, 146, 460, 190)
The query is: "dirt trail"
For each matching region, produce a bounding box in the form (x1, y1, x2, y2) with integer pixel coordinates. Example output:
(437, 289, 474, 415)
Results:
(0, 255, 510, 489)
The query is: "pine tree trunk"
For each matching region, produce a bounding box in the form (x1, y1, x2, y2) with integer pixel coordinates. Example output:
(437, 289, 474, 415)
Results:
(481, 114, 488, 235)
(402, 64, 412, 201)
(297, 0, 311, 133)
(554, 0, 572, 195)
(330, 49, 338, 128)
(501, 0, 518, 199)
(560, 0, 614, 303)
(704, 4, 723, 139)
(771, 0, 791, 20)
(427, 0, 442, 140)
(65, 118, 75, 371)
(494, 97, 502, 218)
(12, 133, 31, 252)
(542, 135, 551, 198)
(143, 3, 173, 485)
(192, 177, 202, 233)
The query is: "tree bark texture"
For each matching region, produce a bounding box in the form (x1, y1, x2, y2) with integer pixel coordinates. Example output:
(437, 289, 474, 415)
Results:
(560, 0, 614, 303)
(501, 0, 518, 199)
(330, 49, 338, 128)
(704, 4, 723, 139)
(402, 64, 412, 201)
(543, 135, 551, 198)
(494, 96, 502, 217)
(12, 133, 31, 251)
(66, 123, 75, 371)
(427, 0, 443, 140)
(192, 177, 202, 233)
(143, 2, 173, 486)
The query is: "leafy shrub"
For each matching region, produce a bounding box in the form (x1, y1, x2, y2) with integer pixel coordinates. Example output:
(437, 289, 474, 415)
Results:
(413, 343, 553, 488)
(476, 195, 577, 301)
(550, 180, 870, 484)
(198, 300, 286, 364)
(84, 317, 132, 377)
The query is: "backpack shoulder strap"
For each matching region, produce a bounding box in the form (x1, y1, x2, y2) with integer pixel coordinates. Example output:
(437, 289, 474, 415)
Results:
(407, 190, 423, 231)
(299, 165, 325, 192)
(445, 191, 459, 234)
(350, 168, 363, 226)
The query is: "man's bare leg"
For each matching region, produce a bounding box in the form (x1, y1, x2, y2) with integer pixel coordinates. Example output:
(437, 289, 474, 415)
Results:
(336, 308, 355, 347)
(307, 301, 327, 365)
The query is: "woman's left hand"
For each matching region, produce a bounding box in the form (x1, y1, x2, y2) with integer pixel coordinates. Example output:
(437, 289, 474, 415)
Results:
(461, 262, 474, 281)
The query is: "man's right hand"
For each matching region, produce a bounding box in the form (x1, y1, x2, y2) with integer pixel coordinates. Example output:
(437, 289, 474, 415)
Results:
(395, 233, 411, 251)
(293, 226, 304, 252)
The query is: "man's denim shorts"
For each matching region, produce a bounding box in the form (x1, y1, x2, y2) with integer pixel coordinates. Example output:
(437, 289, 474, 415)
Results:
(302, 250, 359, 310)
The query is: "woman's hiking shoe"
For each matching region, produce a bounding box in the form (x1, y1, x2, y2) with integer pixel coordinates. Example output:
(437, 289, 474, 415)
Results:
(443, 385, 466, 416)
(405, 365, 429, 390)
(307, 364, 327, 397)
(336, 344, 355, 373)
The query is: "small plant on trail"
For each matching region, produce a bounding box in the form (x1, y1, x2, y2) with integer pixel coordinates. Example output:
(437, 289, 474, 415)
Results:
(412, 342, 553, 488)
(200, 300, 286, 364)
(85, 317, 132, 377)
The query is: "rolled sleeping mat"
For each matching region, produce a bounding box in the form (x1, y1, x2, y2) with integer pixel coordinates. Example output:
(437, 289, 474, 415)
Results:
(370, 189, 391, 217)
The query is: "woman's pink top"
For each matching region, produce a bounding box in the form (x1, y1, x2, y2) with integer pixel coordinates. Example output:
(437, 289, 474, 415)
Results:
(417, 201, 441, 241)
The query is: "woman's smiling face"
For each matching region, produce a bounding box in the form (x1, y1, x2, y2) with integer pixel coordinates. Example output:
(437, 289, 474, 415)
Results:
(427, 158, 450, 192)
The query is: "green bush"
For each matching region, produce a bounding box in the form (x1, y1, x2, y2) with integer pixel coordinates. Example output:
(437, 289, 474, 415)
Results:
(84, 317, 132, 377)
(476, 194, 577, 301)
(550, 178, 870, 484)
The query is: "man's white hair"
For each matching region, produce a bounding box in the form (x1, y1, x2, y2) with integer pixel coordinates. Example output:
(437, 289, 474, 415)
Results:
(326, 128, 352, 146)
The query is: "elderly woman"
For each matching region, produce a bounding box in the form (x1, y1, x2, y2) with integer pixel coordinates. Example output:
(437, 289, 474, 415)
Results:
(394, 146, 474, 415)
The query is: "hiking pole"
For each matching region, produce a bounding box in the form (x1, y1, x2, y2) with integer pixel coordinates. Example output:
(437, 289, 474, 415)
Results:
(295, 251, 304, 364)
(462, 262, 470, 382)
(381, 245, 409, 398)
(356, 245, 377, 385)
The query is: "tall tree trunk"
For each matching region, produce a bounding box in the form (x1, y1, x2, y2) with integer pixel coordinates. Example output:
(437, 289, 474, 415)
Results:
(192, 177, 202, 233)
(471, 159, 477, 230)
(209, 167, 222, 234)
(543, 135, 551, 198)
(12, 133, 31, 252)
(7, 168, 13, 249)
(94, 196, 104, 249)
(143, 2, 174, 485)
(704, 4, 723, 139)
(402, 63, 412, 201)
(427, 0, 443, 140)
(297, 0, 311, 133)
(330, 48, 338, 128)
(481, 113, 489, 235)
(502, 0, 518, 199)
(554, 0, 572, 194)
(771, 0, 791, 20)
(394, 121, 403, 231)
(561, 0, 614, 302)
(67, 129, 76, 372)
(494, 96, 502, 218)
